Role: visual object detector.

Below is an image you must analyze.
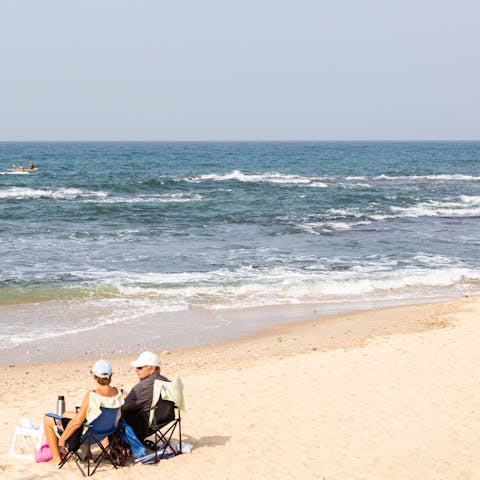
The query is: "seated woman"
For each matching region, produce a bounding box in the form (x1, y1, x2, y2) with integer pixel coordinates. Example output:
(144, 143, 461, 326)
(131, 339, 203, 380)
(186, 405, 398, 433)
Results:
(43, 359, 124, 464)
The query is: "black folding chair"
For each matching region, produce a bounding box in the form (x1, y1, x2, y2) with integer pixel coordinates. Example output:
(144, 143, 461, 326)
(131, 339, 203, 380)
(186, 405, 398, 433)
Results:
(144, 397, 182, 463)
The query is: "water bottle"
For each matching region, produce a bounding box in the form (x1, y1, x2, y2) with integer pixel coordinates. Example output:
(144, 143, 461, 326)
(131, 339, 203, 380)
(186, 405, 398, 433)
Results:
(57, 395, 66, 417)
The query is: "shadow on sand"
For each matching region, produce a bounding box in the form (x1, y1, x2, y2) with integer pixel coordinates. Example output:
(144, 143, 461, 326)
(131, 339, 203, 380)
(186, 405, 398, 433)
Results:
(182, 434, 230, 449)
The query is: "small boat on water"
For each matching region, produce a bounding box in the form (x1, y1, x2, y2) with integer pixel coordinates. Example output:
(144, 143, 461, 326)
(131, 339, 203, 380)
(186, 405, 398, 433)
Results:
(5, 168, 39, 174)
(5, 161, 39, 173)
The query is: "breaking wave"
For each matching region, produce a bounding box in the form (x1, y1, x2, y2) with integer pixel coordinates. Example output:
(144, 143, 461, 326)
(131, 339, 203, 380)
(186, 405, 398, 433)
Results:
(292, 195, 480, 234)
(0, 187, 109, 200)
(0, 187, 202, 203)
(186, 170, 330, 187)
(374, 174, 480, 182)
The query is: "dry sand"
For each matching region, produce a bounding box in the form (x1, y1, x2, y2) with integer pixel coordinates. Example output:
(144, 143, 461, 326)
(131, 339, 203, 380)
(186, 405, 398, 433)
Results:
(1, 296, 479, 479)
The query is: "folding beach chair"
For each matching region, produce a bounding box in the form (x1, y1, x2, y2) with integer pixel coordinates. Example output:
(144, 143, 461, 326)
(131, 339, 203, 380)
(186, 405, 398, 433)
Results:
(46, 406, 122, 477)
(142, 374, 184, 463)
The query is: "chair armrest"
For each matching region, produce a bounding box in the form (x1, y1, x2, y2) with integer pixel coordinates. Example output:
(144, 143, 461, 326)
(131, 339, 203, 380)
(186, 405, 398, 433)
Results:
(45, 412, 92, 434)
(45, 412, 62, 420)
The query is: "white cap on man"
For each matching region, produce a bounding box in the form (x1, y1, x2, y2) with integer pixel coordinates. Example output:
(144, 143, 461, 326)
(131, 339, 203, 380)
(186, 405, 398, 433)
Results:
(131, 351, 160, 368)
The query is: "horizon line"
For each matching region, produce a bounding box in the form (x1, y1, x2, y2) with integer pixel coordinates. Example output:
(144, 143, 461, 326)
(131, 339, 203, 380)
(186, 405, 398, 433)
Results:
(1, 139, 479, 143)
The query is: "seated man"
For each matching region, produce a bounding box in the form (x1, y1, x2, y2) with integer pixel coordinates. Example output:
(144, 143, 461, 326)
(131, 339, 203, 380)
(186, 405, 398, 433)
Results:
(122, 351, 170, 440)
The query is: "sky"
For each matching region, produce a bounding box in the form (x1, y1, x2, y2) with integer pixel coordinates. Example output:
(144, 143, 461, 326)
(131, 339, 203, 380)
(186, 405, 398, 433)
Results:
(1, 0, 479, 141)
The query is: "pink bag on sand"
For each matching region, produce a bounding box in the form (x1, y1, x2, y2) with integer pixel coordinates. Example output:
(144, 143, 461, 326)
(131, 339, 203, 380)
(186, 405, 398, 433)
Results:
(35, 442, 52, 463)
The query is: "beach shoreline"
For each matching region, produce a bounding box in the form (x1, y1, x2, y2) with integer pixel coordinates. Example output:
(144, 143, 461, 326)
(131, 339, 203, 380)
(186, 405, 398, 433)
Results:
(1, 295, 479, 479)
(0, 290, 466, 368)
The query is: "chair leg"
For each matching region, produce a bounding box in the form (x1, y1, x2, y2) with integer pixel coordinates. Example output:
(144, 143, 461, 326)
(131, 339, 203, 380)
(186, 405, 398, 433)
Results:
(58, 449, 88, 477)
(89, 439, 117, 476)
(178, 413, 182, 454)
(152, 419, 181, 462)
(66, 441, 104, 477)
(58, 452, 70, 469)
(87, 445, 91, 477)
(70, 450, 88, 477)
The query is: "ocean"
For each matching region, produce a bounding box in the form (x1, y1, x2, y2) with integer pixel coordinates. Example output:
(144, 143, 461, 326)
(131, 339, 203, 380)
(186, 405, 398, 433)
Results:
(1, 141, 479, 363)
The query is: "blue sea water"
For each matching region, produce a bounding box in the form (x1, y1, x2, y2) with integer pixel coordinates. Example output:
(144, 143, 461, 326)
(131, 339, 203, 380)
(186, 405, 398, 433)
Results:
(1, 141, 480, 356)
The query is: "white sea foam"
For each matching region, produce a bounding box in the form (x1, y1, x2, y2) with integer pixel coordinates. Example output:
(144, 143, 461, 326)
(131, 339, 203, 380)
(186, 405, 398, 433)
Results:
(0, 187, 202, 204)
(327, 208, 354, 216)
(85, 193, 204, 204)
(0, 187, 109, 200)
(390, 200, 480, 218)
(290, 198, 480, 234)
(346, 183, 372, 188)
(315, 196, 480, 225)
(374, 174, 480, 181)
(69, 263, 480, 308)
(2, 262, 479, 349)
(328, 222, 351, 230)
(182, 170, 480, 187)
(413, 254, 457, 266)
(116, 265, 479, 313)
(296, 223, 331, 235)
(292, 209, 373, 234)
(202, 173, 479, 185)
(459, 195, 480, 204)
(186, 170, 330, 187)
(297, 219, 372, 234)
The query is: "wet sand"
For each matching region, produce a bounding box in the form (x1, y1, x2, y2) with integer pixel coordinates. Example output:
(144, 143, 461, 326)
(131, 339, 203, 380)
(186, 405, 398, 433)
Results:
(0, 293, 458, 367)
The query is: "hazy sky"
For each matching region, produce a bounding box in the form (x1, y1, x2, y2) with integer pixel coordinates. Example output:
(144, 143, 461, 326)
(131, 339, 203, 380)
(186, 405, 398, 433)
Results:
(1, 1, 479, 141)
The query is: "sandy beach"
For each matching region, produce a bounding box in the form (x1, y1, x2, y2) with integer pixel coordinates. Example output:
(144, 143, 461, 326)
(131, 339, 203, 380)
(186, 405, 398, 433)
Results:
(1, 296, 479, 480)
